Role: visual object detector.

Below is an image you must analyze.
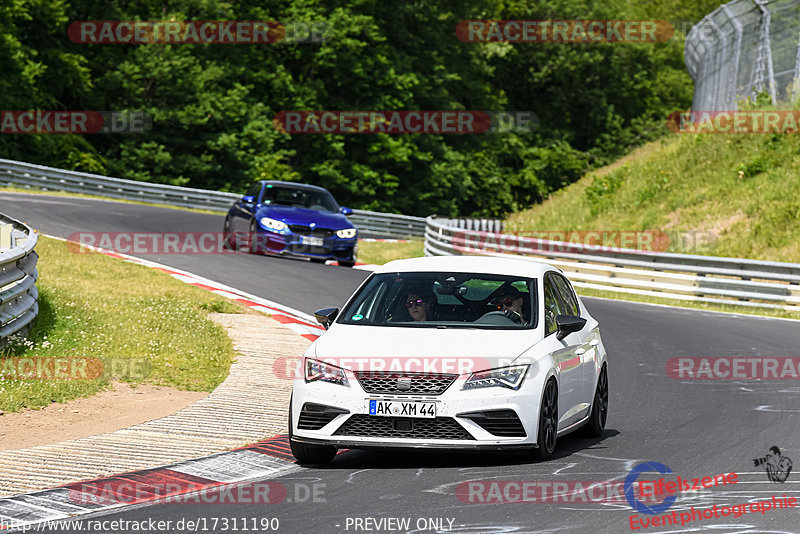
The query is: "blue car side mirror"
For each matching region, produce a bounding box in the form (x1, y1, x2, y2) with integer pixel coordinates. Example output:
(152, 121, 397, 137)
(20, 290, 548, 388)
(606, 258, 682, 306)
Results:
(242, 195, 255, 204)
(340, 206, 353, 216)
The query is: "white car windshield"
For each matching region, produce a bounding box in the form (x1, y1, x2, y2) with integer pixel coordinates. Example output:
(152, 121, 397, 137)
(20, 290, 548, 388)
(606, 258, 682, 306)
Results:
(338, 272, 538, 329)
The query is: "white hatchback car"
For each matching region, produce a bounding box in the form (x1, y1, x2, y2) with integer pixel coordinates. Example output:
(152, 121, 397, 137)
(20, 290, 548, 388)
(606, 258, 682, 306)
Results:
(289, 255, 608, 463)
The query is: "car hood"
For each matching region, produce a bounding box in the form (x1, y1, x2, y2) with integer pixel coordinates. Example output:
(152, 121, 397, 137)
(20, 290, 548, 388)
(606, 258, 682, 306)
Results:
(256, 205, 352, 230)
(312, 324, 541, 374)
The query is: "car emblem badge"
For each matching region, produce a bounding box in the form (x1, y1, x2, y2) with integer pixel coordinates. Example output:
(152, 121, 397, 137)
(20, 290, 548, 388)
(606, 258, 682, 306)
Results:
(397, 377, 412, 391)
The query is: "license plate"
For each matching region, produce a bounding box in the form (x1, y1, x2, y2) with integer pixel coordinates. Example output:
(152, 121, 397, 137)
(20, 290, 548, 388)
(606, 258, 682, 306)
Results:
(300, 236, 324, 246)
(368, 399, 436, 418)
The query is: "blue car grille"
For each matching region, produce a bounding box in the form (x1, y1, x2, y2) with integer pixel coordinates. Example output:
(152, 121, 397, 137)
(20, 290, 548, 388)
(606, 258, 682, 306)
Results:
(288, 225, 334, 238)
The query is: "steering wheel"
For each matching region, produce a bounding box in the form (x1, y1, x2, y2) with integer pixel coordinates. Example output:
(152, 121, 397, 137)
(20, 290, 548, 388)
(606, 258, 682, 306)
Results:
(477, 310, 522, 325)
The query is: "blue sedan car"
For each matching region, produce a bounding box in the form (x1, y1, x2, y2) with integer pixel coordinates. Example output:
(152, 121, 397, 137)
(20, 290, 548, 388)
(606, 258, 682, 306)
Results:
(223, 181, 358, 267)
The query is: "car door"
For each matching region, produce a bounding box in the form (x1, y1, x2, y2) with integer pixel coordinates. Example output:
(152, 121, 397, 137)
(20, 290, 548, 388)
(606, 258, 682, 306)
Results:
(551, 273, 596, 414)
(542, 273, 585, 430)
(230, 182, 262, 232)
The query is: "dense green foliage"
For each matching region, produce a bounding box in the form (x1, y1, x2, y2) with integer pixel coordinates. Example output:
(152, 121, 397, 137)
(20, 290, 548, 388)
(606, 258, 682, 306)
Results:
(0, 0, 720, 216)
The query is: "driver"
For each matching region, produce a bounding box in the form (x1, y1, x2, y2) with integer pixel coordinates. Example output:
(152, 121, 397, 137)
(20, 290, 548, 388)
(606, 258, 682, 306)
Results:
(405, 292, 431, 321)
(492, 286, 527, 324)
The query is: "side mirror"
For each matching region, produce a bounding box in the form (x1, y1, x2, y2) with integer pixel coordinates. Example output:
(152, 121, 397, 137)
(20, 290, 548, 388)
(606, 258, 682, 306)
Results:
(340, 206, 353, 216)
(556, 315, 586, 341)
(241, 195, 255, 205)
(314, 307, 339, 330)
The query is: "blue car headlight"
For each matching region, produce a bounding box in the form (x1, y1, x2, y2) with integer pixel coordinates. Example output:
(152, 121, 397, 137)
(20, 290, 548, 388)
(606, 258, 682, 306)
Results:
(462, 365, 529, 391)
(260, 217, 287, 231)
(336, 228, 357, 239)
(305, 358, 349, 387)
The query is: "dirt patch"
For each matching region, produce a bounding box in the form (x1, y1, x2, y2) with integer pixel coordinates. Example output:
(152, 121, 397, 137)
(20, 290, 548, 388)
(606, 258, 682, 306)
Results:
(0, 381, 207, 451)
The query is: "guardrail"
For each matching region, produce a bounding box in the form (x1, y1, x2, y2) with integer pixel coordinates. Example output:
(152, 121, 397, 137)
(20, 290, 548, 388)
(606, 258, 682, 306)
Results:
(0, 213, 39, 343)
(425, 216, 800, 311)
(0, 159, 426, 238)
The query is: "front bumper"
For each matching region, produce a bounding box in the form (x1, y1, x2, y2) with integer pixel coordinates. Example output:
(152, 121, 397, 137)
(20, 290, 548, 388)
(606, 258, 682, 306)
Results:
(290, 367, 548, 450)
(255, 226, 356, 261)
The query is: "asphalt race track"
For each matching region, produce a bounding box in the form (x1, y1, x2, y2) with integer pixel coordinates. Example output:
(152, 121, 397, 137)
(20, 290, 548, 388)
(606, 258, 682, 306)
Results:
(3, 192, 800, 533)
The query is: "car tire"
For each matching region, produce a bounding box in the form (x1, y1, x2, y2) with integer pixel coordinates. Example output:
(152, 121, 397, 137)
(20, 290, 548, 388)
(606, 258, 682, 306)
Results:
(534, 379, 558, 460)
(246, 221, 259, 254)
(584, 364, 608, 437)
(288, 397, 337, 465)
(223, 217, 235, 249)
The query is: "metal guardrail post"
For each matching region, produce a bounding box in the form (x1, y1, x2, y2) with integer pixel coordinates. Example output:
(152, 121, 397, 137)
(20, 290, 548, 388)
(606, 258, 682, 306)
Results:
(0, 223, 11, 250)
(424, 216, 800, 311)
(0, 158, 429, 239)
(0, 213, 39, 343)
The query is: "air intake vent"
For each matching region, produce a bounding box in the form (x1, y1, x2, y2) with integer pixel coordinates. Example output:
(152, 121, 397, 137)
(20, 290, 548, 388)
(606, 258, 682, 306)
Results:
(334, 415, 475, 440)
(458, 409, 526, 437)
(297, 403, 349, 430)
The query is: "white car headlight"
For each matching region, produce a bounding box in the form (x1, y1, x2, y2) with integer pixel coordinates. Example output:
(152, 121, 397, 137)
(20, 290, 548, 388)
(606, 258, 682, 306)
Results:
(336, 228, 357, 239)
(305, 358, 349, 387)
(260, 217, 287, 231)
(462, 365, 529, 391)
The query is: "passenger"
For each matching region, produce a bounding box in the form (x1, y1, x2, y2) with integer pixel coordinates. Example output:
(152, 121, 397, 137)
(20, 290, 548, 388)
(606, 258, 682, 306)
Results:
(492, 286, 527, 324)
(404, 292, 431, 321)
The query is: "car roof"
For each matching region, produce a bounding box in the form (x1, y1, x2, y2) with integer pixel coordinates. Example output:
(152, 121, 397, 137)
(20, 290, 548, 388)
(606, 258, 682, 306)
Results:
(375, 255, 560, 278)
(258, 180, 331, 193)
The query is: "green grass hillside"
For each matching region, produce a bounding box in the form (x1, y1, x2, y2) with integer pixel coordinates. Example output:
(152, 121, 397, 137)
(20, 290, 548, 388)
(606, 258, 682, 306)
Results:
(507, 131, 800, 263)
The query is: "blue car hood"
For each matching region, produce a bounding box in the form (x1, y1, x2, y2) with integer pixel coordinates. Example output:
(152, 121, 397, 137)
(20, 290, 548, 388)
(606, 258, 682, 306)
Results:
(256, 205, 352, 230)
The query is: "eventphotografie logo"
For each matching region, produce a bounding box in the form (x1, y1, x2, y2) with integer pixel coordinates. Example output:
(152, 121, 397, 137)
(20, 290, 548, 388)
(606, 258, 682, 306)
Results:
(625, 462, 677, 515)
(753, 446, 793, 483)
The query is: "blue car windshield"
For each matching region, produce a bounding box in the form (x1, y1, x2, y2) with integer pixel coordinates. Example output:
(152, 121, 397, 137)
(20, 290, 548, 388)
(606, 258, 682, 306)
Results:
(338, 272, 538, 329)
(261, 186, 338, 213)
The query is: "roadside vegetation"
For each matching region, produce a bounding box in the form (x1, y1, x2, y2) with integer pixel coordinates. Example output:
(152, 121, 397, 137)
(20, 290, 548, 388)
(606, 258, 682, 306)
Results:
(2, 0, 720, 218)
(357, 240, 424, 266)
(507, 115, 800, 263)
(0, 236, 241, 412)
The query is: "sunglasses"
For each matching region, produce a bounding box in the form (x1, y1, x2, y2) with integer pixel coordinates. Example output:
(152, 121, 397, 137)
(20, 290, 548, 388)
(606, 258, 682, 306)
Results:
(493, 297, 517, 307)
(405, 298, 425, 308)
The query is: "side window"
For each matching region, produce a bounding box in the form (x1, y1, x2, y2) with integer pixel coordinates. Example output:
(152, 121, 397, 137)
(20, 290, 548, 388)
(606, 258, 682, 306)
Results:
(552, 274, 580, 317)
(543, 277, 563, 335)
